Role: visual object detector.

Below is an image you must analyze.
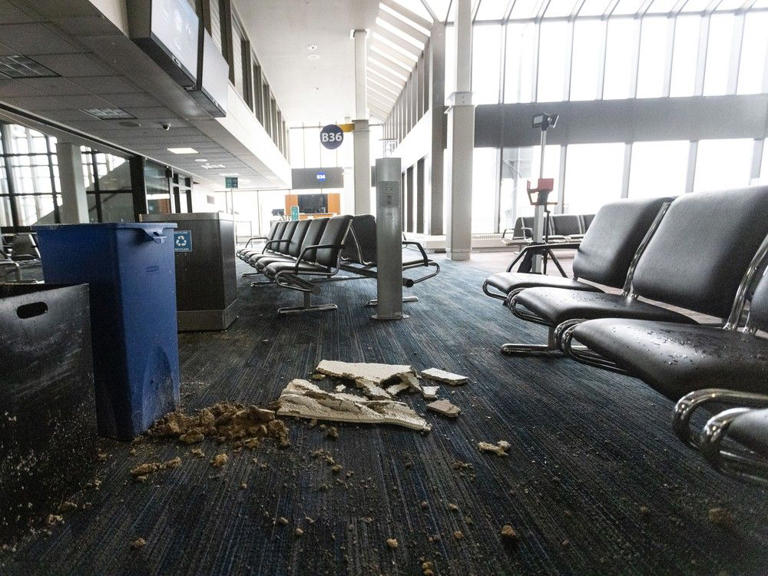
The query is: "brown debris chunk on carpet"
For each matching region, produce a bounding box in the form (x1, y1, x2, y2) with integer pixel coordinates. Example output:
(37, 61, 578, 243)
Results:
(146, 402, 289, 449)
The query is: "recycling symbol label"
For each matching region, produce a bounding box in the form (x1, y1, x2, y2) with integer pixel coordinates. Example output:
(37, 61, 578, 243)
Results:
(174, 230, 192, 253)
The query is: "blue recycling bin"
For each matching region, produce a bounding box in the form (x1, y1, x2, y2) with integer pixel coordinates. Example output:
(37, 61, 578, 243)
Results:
(35, 223, 180, 440)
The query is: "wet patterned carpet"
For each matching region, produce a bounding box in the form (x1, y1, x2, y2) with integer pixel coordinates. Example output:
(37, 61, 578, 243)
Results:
(3, 255, 768, 575)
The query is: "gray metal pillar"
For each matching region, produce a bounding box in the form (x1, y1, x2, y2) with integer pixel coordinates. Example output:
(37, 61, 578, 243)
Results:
(56, 141, 88, 223)
(353, 29, 371, 215)
(372, 157, 405, 321)
(429, 23, 446, 236)
(445, 0, 473, 261)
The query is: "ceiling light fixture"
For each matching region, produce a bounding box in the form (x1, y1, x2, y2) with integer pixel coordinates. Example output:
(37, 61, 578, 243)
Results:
(194, 158, 208, 162)
(0, 55, 58, 79)
(81, 107, 135, 120)
(306, 44, 318, 51)
(307, 54, 320, 61)
(167, 147, 198, 154)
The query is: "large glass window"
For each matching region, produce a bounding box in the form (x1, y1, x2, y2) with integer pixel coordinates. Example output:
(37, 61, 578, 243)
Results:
(703, 13, 735, 96)
(694, 138, 753, 191)
(737, 11, 768, 95)
(603, 18, 639, 100)
(570, 19, 605, 101)
(472, 24, 502, 104)
(636, 17, 671, 98)
(628, 141, 689, 198)
(760, 140, 768, 184)
(471, 147, 498, 233)
(504, 22, 537, 103)
(670, 15, 700, 97)
(499, 145, 560, 224)
(564, 143, 625, 213)
(537, 21, 570, 102)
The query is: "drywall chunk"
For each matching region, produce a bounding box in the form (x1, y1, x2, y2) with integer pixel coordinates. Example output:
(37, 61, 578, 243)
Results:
(356, 378, 392, 400)
(315, 360, 422, 397)
(426, 399, 461, 418)
(477, 441, 510, 456)
(421, 386, 439, 400)
(277, 379, 431, 432)
(421, 368, 468, 386)
(386, 382, 411, 396)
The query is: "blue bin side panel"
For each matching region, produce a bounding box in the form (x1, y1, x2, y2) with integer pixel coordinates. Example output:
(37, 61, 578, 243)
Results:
(116, 228, 180, 435)
(36, 224, 180, 440)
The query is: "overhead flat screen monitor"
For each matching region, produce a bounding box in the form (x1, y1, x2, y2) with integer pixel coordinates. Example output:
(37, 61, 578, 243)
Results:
(191, 29, 228, 116)
(298, 194, 327, 214)
(128, 0, 199, 88)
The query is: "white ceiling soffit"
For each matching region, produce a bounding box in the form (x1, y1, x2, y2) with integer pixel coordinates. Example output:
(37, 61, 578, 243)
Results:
(0, 0, 290, 189)
(233, 0, 379, 126)
(367, 0, 433, 122)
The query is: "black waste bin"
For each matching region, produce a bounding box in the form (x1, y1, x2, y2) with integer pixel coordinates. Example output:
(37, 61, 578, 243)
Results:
(0, 283, 97, 545)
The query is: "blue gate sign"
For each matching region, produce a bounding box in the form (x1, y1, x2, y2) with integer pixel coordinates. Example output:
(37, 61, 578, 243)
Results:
(320, 124, 343, 150)
(174, 230, 192, 252)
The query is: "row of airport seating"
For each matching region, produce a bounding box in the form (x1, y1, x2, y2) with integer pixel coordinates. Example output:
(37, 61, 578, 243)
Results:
(501, 213, 595, 246)
(236, 215, 438, 314)
(484, 187, 768, 486)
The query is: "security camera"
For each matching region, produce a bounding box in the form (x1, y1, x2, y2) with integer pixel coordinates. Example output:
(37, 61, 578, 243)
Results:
(162, 123, 171, 131)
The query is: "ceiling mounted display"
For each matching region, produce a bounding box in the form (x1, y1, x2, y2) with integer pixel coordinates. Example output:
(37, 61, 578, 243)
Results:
(127, 0, 199, 88)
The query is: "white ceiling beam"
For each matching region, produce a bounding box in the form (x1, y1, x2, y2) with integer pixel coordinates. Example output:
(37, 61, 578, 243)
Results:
(372, 27, 423, 58)
(369, 40, 417, 70)
(368, 87, 397, 106)
(382, 0, 433, 31)
(377, 11, 428, 44)
(368, 67, 404, 91)
(368, 58, 409, 83)
(368, 76, 402, 98)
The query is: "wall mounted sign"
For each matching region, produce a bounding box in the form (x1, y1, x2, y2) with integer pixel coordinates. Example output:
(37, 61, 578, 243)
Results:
(320, 124, 343, 150)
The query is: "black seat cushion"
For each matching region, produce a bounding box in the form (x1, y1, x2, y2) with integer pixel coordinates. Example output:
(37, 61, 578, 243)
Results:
(632, 186, 768, 319)
(264, 260, 330, 278)
(551, 214, 582, 237)
(485, 272, 602, 296)
(572, 319, 768, 400)
(514, 287, 694, 327)
(255, 255, 295, 270)
(728, 409, 768, 458)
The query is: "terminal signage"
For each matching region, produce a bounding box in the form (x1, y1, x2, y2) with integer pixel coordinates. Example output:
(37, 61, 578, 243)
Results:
(316, 171, 327, 182)
(320, 124, 343, 150)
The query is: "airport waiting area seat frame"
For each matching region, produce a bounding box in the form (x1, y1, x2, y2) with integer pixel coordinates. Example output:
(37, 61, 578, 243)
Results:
(237, 215, 352, 315)
(339, 214, 439, 306)
(486, 197, 673, 355)
(506, 187, 768, 363)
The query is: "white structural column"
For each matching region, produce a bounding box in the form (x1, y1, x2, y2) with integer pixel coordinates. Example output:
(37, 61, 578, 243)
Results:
(445, 0, 474, 261)
(56, 141, 88, 223)
(353, 29, 371, 215)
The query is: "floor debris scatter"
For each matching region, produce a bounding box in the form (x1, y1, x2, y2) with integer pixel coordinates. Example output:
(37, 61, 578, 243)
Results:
(477, 440, 511, 456)
(426, 399, 461, 419)
(421, 368, 469, 386)
(421, 386, 439, 400)
(210, 454, 228, 468)
(130, 538, 146, 550)
(386, 538, 398, 550)
(708, 507, 734, 527)
(276, 379, 432, 431)
(146, 402, 289, 449)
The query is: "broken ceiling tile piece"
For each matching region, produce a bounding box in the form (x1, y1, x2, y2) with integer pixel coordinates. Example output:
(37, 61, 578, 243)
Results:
(356, 377, 392, 400)
(421, 386, 439, 400)
(386, 382, 411, 396)
(426, 399, 461, 419)
(400, 372, 422, 392)
(334, 384, 346, 393)
(421, 368, 468, 386)
(277, 379, 431, 432)
(316, 360, 414, 384)
(477, 440, 510, 456)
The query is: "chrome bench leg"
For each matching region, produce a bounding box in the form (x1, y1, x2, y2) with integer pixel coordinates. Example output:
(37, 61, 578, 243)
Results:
(500, 327, 562, 356)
